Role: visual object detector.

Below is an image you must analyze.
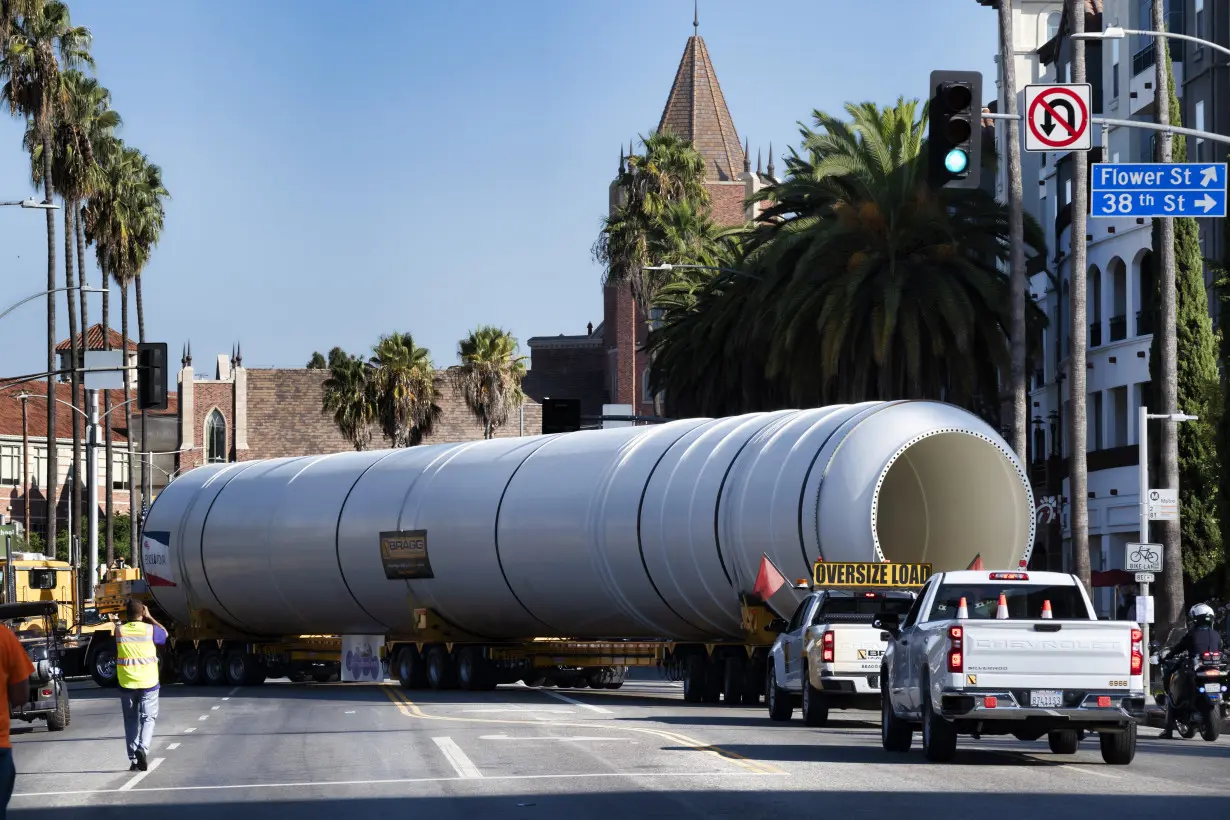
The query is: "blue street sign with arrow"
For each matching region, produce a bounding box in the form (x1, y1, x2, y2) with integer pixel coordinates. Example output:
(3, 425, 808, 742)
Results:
(1091, 162, 1227, 218)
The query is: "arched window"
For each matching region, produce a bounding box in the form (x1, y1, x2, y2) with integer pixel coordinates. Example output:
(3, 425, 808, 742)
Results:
(205, 409, 227, 463)
(1046, 12, 1061, 42)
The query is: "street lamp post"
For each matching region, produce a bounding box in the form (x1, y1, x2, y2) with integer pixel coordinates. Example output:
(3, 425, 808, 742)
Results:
(1070, 25, 1230, 60)
(0, 198, 59, 210)
(1136, 406, 1198, 698)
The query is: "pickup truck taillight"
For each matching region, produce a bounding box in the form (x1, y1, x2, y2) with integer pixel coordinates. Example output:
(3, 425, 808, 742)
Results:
(1130, 628, 1143, 675)
(822, 631, 834, 662)
(947, 626, 963, 673)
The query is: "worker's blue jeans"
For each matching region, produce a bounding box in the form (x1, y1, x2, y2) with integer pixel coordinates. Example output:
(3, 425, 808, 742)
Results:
(120, 686, 160, 761)
(0, 746, 16, 818)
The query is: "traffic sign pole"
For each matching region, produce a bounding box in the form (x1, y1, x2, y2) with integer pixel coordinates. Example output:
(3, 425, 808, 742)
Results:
(1138, 404, 1151, 698)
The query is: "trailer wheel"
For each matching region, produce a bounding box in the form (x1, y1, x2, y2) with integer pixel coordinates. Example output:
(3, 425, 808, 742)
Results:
(225, 651, 258, 687)
(89, 642, 118, 688)
(178, 652, 203, 686)
(741, 660, 763, 706)
(46, 685, 69, 732)
(200, 649, 227, 686)
(425, 646, 457, 690)
(682, 655, 706, 703)
(395, 646, 428, 689)
(457, 647, 492, 691)
(723, 655, 746, 706)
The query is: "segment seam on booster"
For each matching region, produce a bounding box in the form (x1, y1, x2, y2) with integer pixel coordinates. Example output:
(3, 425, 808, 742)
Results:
(636, 424, 712, 635)
(199, 461, 270, 632)
(494, 438, 565, 634)
(712, 413, 796, 588)
(335, 452, 406, 632)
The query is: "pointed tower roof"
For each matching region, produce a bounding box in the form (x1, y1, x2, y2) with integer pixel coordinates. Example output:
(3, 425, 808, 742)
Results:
(656, 32, 744, 182)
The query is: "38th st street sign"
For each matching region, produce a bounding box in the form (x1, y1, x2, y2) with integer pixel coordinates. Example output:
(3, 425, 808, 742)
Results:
(1091, 162, 1227, 218)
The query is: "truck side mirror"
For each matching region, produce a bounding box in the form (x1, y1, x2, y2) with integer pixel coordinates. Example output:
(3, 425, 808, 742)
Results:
(767, 618, 789, 634)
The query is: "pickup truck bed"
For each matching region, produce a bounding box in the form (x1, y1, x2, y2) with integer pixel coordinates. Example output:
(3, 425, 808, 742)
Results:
(879, 570, 1146, 765)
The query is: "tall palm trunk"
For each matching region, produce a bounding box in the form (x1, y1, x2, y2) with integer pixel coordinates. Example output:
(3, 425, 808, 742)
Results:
(121, 279, 136, 560)
(136, 275, 147, 518)
(998, 0, 1027, 463)
(102, 256, 113, 567)
(42, 133, 58, 556)
(1068, 0, 1091, 594)
(76, 203, 89, 554)
(63, 202, 81, 565)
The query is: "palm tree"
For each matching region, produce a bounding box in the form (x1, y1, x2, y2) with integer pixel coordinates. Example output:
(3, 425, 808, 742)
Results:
(593, 130, 711, 415)
(1, 0, 91, 554)
(648, 99, 1048, 421)
(321, 351, 376, 450)
(447, 326, 527, 440)
(368, 332, 440, 447)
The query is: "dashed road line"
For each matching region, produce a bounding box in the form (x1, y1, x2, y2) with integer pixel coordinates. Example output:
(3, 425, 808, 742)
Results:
(198, 715, 209, 721)
(432, 736, 483, 779)
(211, 705, 220, 711)
(183, 727, 196, 734)
(538, 690, 612, 714)
(118, 758, 163, 791)
(167, 743, 180, 751)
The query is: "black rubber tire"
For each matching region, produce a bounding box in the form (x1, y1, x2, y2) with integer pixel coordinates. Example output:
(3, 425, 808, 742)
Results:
(683, 655, 706, 704)
(1099, 722, 1137, 765)
(921, 687, 958, 762)
(741, 660, 763, 706)
(288, 671, 309, 683)
(178, 652, 203, 686)
(1200, 715, 1221, 742)
(801, 663, 829, 727)
(881, 679, 912, 752)
(89, 642, 118, 688)
(201, 650, 227, 686)
(425, 646, 457, 690)
(457, 647, 495, 691)
(46, 686, 69, 732)
(723, 655, 746, 706)
(395, 646, 428, 689)
(1048, 730, 1080, 754)
(702, 657, 722, 703)
(766, 663, 793, 722)
(225, 651, 255, 687)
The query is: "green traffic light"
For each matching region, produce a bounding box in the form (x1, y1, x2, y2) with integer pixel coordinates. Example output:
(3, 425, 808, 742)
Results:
(944, 148, 969, 174)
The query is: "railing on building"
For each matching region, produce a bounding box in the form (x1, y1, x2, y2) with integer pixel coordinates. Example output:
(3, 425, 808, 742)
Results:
(1089, 321, 1102, 348)
(1136, 309, 1153, 336)
(1108, 315, 1127, 343)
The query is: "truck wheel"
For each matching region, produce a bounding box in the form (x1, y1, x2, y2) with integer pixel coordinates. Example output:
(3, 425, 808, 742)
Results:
(741, 660, 762, 706)
(1099, 723, 1136, 765)
(722, 656, 746, 706)
(395, 647, 428, 689)
(921, 691, 957, 762)
(425, 646, 457, 690)
(46, 686, 69, 732)
(881, 683, 912, 752)
(766, 663, 793, 722)
(90, 643, 118, 688)
(702, 657, 722, 703)
(682, 655, 706, 703)
(457, 647, 492, 691)
(178, 652, 203, 686)
(1047, 730, 1080, 754)
(225, 651, 259, 687)
(801, 664, 829, 727)
(201, 650, 227, 686)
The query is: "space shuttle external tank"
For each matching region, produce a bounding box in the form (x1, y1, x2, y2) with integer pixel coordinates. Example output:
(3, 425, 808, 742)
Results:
(141, 400, 1035, 643)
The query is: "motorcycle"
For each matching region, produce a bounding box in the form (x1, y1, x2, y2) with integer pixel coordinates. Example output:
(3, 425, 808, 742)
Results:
(1153, 625, 1227, 741)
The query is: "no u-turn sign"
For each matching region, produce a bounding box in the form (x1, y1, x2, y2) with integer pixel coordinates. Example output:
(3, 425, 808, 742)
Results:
(1024, 83, 1093, 153)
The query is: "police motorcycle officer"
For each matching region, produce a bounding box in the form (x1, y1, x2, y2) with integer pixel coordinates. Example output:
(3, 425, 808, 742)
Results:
(1158, 603, 1224, 740)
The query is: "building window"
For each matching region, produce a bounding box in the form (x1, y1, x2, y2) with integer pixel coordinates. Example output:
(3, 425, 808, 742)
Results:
(1195, 0, 1204, 40)
(1112, 38, 1120, 97)
(1134, 0, 1185, 73)
(642, 367, 652, 404)
(1046, 13, 1061, 43)
(112, 452, 129, 490)
(30, 447, 46, 489)
(0, 444, 18, 486)
(205, 409, 227, 463)
(1194, 100, 1205, 161)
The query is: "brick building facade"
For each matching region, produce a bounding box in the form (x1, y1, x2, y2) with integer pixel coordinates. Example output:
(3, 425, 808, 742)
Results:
(522, 26, 778, 422)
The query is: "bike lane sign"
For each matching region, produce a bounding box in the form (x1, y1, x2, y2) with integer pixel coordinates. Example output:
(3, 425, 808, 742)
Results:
(1126, 542, 1163, 573)
(1146, 488, 1179, 521)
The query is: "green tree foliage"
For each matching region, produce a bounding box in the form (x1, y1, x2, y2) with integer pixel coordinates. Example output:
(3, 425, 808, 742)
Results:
(646, 99, 1047, 421)
(1147, 45, 1222, 595)
(447, 326, 527, 439)
(320, 335, 441, 449)
(306, 351, 327, 369)
(1217, 155, 1230, 598)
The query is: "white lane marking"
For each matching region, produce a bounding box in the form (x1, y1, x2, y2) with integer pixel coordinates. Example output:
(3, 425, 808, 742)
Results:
(118, 758, 163, 791)
(221, 697, 230, 701)
(167, 743, 180, 751)
(991, 750, 1123, 780)
(198, 715, 208, 721)
(211, 705, 220, 711)
(432, 736, 483, 779)
(227, 687, 239, 696)
(12, 770, 782, 798)
(461, 707, 572, 714)
(345, 710, 356, 714)
(183, 728, 196, 733)
(539, 690, 612, 714)
(479, 734, 636, 742)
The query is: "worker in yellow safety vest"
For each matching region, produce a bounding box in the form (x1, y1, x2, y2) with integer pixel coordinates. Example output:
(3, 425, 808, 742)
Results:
(116, 600, 167, 771)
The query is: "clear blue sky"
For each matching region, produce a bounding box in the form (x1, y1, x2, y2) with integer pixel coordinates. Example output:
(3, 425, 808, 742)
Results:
(0, 0, 997, 376)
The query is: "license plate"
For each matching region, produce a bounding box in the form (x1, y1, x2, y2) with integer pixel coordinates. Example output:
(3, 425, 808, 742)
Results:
(1030, 689, 1063, 708)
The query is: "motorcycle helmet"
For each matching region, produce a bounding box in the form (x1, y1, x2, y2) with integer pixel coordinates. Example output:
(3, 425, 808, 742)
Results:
(1189, 602, 1215, 627)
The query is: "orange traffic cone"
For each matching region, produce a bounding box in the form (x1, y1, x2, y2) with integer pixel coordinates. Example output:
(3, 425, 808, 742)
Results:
(996, 593, 1009, 619)
(957, 597, 969, 619)
(1041, 600, 1053, 619)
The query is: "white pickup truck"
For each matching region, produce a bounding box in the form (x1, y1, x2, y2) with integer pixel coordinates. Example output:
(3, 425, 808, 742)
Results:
(877, 570, 1147, 764)
(767, 589, 916, 725)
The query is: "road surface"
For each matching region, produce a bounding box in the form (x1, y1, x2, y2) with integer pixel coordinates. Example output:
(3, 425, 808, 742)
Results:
(9, 674, 1229, 818)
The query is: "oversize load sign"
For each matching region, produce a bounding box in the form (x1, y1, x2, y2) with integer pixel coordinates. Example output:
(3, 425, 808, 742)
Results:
(812, 561, 933, 588)
(379, 530, 432, 579)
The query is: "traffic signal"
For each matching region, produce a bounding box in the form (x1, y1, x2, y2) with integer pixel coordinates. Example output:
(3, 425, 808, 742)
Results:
(541, 398, 581, 434)
(928, 70, 982, 190)
(136, 342, 168, 411)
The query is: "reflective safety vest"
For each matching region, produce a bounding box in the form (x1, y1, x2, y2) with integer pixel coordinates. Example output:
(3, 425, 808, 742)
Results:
(116, 621, 159, 689)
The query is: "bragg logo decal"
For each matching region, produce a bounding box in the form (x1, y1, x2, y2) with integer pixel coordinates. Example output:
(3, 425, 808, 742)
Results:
(857, 649, 885, 660)
(966, 674, 978, 685)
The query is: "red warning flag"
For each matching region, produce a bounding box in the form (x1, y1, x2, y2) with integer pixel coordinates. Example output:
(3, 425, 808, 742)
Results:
(752, 554, 788, 601)
(967, 554, 984, 571)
